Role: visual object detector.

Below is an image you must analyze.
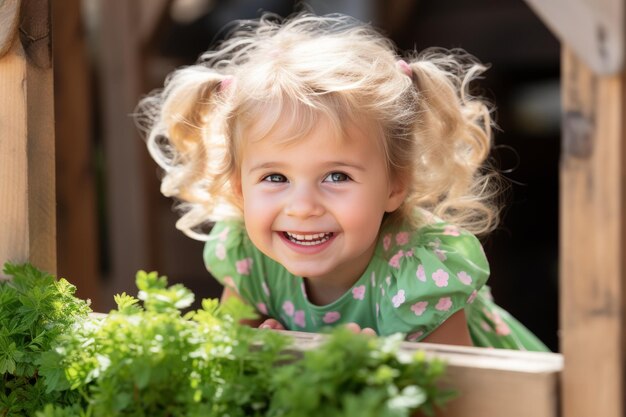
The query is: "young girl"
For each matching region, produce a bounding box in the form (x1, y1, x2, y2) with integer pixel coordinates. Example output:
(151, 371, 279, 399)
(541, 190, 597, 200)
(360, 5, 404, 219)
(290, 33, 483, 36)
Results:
(137, 13, 548, 350)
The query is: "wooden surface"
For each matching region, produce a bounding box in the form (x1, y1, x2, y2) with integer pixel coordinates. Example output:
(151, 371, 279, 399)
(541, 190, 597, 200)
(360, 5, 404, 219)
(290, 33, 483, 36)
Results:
(98, 0, 152, 299)
(524, 0, 624, 74)
(286, 331, 562, 417)
(0, 0, 55, 278)
(560, 47, 625, 417)
(51, 0, 101, 307)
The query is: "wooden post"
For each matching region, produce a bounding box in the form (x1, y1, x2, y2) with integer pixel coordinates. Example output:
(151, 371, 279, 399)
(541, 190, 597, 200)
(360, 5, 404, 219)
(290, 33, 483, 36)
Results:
(0, 0, 55, 277)
(560, 46, 625, 417)
(97, 0, 152, 301)
(51, 0, 101, 306)
(95, 0, 172, 307)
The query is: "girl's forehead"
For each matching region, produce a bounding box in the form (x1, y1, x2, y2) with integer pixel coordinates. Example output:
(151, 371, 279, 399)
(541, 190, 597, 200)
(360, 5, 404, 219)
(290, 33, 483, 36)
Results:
(238, 99, 380, 148)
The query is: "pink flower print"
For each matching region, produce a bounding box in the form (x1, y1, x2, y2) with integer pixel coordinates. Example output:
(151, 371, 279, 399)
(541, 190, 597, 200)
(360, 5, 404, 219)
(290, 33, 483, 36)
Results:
(410, 301, 428, 316)
(480, 321, 492, 332)
(457, 271, 472, 285)
(407, 331, 424, 342)
(443, 225, 460, 236)
(395, 231, 409, 246)
(435, 297, 453, 311)
(385, 276, 392, 286)
(218, 227, 230, 241)
(405, 249, 414, 257)
(434, 249, 447, 261)
(352, 285, 366, 300)
(496, 321, 511, 336)
(294, 310, 306, 328)
(215, 243, 226, 260)
(235, 258, 253, 275)
(467, 290, 478, 304)
(282, 301, 295, 317)
(256, 302, 268, 315)
(389, 250, 404, 268)
(416, 264, 426, 282)
(323, 311, 341, 324)
(383, 233, 392, 251)
(262, 282, 270, 296)
(222, 276, 237, 290)
(431, 269, 449, 287)
(391, 290, 406, 308)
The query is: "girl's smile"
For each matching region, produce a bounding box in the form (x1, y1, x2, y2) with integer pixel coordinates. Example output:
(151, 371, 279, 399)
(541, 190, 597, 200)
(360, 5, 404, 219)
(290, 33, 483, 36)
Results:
(278, 231, 336, 253)
(237, 115, 406, 304)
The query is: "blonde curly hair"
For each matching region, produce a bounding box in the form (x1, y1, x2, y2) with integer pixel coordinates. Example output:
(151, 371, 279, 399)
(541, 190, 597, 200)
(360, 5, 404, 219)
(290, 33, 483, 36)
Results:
(136, 13, 502, 240)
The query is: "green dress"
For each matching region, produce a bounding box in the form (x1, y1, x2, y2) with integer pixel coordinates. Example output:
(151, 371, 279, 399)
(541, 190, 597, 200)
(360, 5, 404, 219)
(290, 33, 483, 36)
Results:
(204, 217, 549, 351)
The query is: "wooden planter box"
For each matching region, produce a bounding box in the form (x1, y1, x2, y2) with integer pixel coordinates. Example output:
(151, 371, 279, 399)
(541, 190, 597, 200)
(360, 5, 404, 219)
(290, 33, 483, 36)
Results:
(287, 331, 563, 417)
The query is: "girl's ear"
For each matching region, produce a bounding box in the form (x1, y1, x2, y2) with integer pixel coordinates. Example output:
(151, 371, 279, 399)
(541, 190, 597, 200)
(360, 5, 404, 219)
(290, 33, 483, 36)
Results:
(385, 178, 408, 213)
(231, 176, 243, 201)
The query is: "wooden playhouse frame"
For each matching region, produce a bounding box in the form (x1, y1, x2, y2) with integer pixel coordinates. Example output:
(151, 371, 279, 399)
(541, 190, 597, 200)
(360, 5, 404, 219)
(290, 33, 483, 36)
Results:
(0, 1, 623, 416)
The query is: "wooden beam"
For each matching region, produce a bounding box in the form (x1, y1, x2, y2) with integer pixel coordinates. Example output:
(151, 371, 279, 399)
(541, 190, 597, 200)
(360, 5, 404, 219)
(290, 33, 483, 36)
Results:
(287, 331, 562, 417)
(51, 0, 101, 307)
(524, 0, 624, 74)
(97, 0, 152, 303)
(560, 46, 625, 417)
(0, 0, 55, 278)
(137, 0, 170, 44)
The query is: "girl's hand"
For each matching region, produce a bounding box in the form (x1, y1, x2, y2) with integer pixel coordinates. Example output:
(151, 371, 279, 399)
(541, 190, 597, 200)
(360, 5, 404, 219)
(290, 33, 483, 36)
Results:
(259, 318, 285, 330)
(344, 322, 377, 336)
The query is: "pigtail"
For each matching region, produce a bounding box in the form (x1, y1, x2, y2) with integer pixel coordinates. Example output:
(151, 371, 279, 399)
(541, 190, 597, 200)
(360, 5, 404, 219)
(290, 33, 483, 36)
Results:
(404, 50, 501, 235)
(136, 67, 237, 240)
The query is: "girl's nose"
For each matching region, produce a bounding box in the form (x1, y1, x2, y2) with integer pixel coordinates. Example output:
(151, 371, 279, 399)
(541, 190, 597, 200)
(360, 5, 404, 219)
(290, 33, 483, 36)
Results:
(284, 187, 325, 218)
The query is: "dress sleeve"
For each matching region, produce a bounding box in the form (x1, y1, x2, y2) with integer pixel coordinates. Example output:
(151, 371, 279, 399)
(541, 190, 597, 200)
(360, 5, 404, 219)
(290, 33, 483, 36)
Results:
(203, 220, 271, 316)
(376, 223, 489, 341)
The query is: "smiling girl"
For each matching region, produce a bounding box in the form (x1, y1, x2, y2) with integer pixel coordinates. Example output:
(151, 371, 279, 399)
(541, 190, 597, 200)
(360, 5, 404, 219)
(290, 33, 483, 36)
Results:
(137, 13, 548, 350)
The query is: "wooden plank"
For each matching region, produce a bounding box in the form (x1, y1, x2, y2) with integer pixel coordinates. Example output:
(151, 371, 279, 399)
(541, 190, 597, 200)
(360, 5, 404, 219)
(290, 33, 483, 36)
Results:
(22, 0, 56, 275)
(524, 0, 624, 74)
(560, 47, 625, 417)
(0, 39, 29, 278)
(0, 0, 55, 278)
(286, 331, 562, 417)
(98, 0, 152, 304)
(51, 0, 101, 307)
(137, 0, 170, 44)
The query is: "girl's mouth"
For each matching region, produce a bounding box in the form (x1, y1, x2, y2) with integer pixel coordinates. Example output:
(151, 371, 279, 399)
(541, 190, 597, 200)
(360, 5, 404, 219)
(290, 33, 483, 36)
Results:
(283, 232, 333, 246)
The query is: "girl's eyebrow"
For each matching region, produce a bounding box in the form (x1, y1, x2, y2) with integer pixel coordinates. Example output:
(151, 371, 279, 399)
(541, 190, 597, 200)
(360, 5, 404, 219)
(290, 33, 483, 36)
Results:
(249, 161, 366, 173)
(248, 162, 287, 173)
(323, 161, 366, 171)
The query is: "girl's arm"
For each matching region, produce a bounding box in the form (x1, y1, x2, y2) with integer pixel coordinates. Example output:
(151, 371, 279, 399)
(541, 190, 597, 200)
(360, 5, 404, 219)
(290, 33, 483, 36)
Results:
(420, 310, 473, 346)
(220, 286, 268, 328)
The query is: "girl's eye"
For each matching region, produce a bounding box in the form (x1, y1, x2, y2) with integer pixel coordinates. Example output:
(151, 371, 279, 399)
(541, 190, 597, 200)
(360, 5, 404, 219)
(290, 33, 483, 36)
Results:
(262, 174, 287, 183)
(323, 172, 350, 183)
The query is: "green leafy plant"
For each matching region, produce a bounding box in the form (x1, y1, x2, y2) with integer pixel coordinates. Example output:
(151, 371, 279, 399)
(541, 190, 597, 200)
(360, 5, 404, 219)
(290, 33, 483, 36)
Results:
(1, 263, 453, 417)
(267, 331, 453, 417)
(0, 263, 91, 416)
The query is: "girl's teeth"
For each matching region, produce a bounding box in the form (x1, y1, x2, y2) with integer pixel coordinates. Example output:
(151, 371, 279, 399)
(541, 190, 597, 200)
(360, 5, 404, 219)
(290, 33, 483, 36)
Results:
(285, 232, 332, 245)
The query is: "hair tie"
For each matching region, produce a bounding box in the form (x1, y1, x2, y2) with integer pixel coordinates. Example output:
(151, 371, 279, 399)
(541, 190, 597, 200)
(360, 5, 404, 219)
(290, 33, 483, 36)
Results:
(396, 60, 413, 78)
(219, 75, 234, 92)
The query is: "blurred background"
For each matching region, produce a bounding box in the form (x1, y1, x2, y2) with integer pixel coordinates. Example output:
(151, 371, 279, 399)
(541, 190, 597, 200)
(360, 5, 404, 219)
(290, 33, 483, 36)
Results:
(53, 0, 560, 351)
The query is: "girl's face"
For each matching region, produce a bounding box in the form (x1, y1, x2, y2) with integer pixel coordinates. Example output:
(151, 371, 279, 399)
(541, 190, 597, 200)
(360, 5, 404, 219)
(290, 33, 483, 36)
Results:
(237, 117, 406, 298)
